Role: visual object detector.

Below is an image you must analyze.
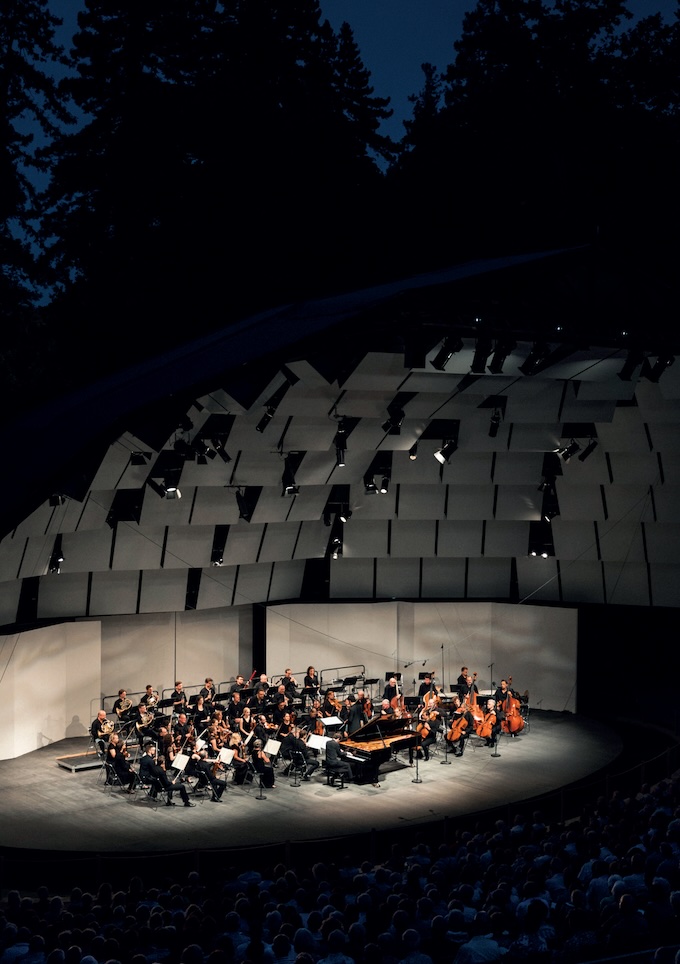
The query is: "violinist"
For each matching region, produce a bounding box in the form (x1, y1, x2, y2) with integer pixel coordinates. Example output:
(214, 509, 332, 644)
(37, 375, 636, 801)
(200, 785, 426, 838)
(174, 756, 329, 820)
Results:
(106, 733, 136, 791)
(230, 732, 249, 784)
(251, 739, 276, 788)
(322, 690, 341, 717)
(238, 707, 255, 740)
(191, 748, 226, 801)
(277, 711, 294, 737)
(457, 666, 469, 687)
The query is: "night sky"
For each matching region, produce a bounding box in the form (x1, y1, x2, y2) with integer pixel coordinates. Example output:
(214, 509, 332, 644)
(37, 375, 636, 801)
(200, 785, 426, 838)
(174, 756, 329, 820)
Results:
(51, 0, 680, 139)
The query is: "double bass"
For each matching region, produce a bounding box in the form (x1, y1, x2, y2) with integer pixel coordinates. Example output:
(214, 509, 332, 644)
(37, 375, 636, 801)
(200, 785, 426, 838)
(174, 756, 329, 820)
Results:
(500, 676, 525, 735)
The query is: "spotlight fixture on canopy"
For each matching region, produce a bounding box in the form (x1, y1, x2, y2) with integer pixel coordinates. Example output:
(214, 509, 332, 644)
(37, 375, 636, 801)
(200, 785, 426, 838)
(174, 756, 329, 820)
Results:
(381, 407, 405, 435)
(364, 471, 377, 494)
(430, 335, 464, 371)
(617, 349, 645, 381)
(49, 535, 64, 574)
(641, 353, 675, 383)
(334, 417, 347, 467)
(281, 453, 303, 496)
(256, 406, 276, 433)
(408, 442, 418, 461)
(557, 439, 581, 462)
(539, 479, 560, 522)
(471, 333, 493, 374)
(380, 476, 390, 494)
(434, 439, 458, 464)
(339, 506, 352, 523)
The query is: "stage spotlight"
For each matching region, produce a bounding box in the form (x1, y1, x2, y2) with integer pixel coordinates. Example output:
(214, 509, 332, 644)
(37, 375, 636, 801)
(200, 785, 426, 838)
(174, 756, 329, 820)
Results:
(130, 452, 150, 466)
(434, 439, 458, 464)
(471, 335, 493, 374)
(541, 481, 560, 522)
(488, 410, 501, 438)
(49, 494, 66, 507)
(380, 476, 390, 494)
(192, 437, 217, 463)
(408, 442, 418, 461)
(519, 342, 551, 376)
(578, 438, 598, 462)
(281, 457, 299, 496)
(236, 489, 252, 522)
(335, 444, 346, 467)
(364, 472, 377, 494)
(382, 407, 405, 435)
(49, 535, 64, 574)
(557, 439, 581, 462)
(641, 353, 675, 383)
(256, 406, 276, 433)
(331, 537, 343, 560)
(334, 418, 347, 466)
(164, 483, 182, 500)
(430, 335, 464, 371)
(339, 507, 352, 523)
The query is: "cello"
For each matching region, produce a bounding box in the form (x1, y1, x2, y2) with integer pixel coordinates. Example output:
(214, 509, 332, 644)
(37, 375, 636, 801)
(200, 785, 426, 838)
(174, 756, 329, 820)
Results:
(500, 675, 525, 736)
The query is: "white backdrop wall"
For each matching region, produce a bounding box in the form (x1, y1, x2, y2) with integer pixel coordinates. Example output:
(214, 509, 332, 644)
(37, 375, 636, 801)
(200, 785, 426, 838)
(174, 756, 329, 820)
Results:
(266, 601, 577, 712)
(0, 622, 100, 759)
(95, 608, 242, 701)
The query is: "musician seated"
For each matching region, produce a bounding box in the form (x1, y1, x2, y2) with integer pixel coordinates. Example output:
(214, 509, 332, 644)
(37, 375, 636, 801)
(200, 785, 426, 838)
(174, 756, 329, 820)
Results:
(191, 748, 226, 801)
(324, 733, 353, 785)
(461, 675, 479, 703)
(174, 712, 191, 739)
(418, 673, 436, 701)
(106, 733, 136, 791)
(113, 689, 134, 721)
(416, 710, 440, 761)
(378, 699, 395, 718)
(448, 696, 473, 757)
(138, 745, 195, 806)
(229, 674, 247, 694)
(226, 691, 244, 724)
(248, 688, 269, 714)
(91, 710, 111, 751)
(480, 698, 501, 747)
(271, 699, 289, 725)
(281, 727, 319, 780)
(250, 739, 276, 788)
(322, 691, 340, 718)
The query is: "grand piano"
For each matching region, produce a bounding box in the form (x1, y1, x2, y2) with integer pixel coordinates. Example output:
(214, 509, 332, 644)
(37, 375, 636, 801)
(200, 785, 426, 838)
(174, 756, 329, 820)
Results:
(340, 714, 418, 784)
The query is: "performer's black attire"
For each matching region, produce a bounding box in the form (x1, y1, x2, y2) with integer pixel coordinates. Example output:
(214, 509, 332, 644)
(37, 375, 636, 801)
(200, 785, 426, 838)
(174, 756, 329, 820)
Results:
(383, 683, 398, 702)
(108, 744, 136, 789)
(346, 702, 367, 735)
(171, 689, 188, 715)
(139, 753, 193, 806)
(324, 739, 353, 782)
(194, 757, 225, 800)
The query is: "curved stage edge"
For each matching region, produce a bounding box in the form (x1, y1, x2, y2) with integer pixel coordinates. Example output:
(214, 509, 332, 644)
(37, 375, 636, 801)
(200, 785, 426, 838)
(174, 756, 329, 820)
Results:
(0, 712, 621, 858)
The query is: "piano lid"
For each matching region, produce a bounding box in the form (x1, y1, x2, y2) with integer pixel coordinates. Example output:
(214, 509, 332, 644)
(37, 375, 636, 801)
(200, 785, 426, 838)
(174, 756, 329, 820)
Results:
(348, 714, 412, 741)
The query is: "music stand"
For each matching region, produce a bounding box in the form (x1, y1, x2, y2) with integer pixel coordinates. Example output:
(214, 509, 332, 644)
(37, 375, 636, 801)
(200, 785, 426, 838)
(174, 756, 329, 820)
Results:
(384, 672, 402, 681)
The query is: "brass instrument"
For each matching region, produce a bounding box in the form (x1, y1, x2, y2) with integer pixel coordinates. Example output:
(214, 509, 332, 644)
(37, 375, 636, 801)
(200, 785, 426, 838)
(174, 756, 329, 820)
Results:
(117, 697, 132, 715)
(101, 719, 114, 734)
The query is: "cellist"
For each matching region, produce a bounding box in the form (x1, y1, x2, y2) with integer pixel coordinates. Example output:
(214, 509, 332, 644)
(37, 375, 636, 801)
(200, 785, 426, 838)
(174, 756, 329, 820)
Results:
(446, 695, 473, 757)
(476, 698, 501, 747)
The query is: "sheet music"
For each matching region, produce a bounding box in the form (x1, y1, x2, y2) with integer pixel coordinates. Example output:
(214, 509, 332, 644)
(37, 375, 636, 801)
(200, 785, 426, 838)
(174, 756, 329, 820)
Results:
(264, 738, 281, 755)
(218, 747, 235, 765)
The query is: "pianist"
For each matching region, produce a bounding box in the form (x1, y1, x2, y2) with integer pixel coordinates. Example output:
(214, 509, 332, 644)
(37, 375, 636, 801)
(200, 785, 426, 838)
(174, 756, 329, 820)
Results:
(325, 733, 354, 783)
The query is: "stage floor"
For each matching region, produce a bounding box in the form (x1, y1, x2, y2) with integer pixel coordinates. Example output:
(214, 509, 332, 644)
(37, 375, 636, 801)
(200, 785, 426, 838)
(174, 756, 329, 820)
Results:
(0, 712, 620, 854)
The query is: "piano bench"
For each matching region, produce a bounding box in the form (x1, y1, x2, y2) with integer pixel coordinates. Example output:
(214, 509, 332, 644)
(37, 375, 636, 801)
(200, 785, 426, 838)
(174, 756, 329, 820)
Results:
(324, 768, 346, 790)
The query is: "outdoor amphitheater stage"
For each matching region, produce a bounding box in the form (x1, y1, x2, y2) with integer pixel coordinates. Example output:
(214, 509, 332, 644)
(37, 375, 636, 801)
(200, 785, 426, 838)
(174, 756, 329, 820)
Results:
(0, 711, 621, 857)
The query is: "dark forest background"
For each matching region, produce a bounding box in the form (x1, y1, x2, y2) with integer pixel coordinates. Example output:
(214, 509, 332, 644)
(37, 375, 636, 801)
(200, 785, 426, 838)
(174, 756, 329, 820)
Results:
(2, 0, 680, 420)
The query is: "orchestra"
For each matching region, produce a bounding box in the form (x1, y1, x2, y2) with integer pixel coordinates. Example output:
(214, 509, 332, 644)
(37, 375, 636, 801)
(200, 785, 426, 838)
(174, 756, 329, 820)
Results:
(93, 665, 529, 798)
